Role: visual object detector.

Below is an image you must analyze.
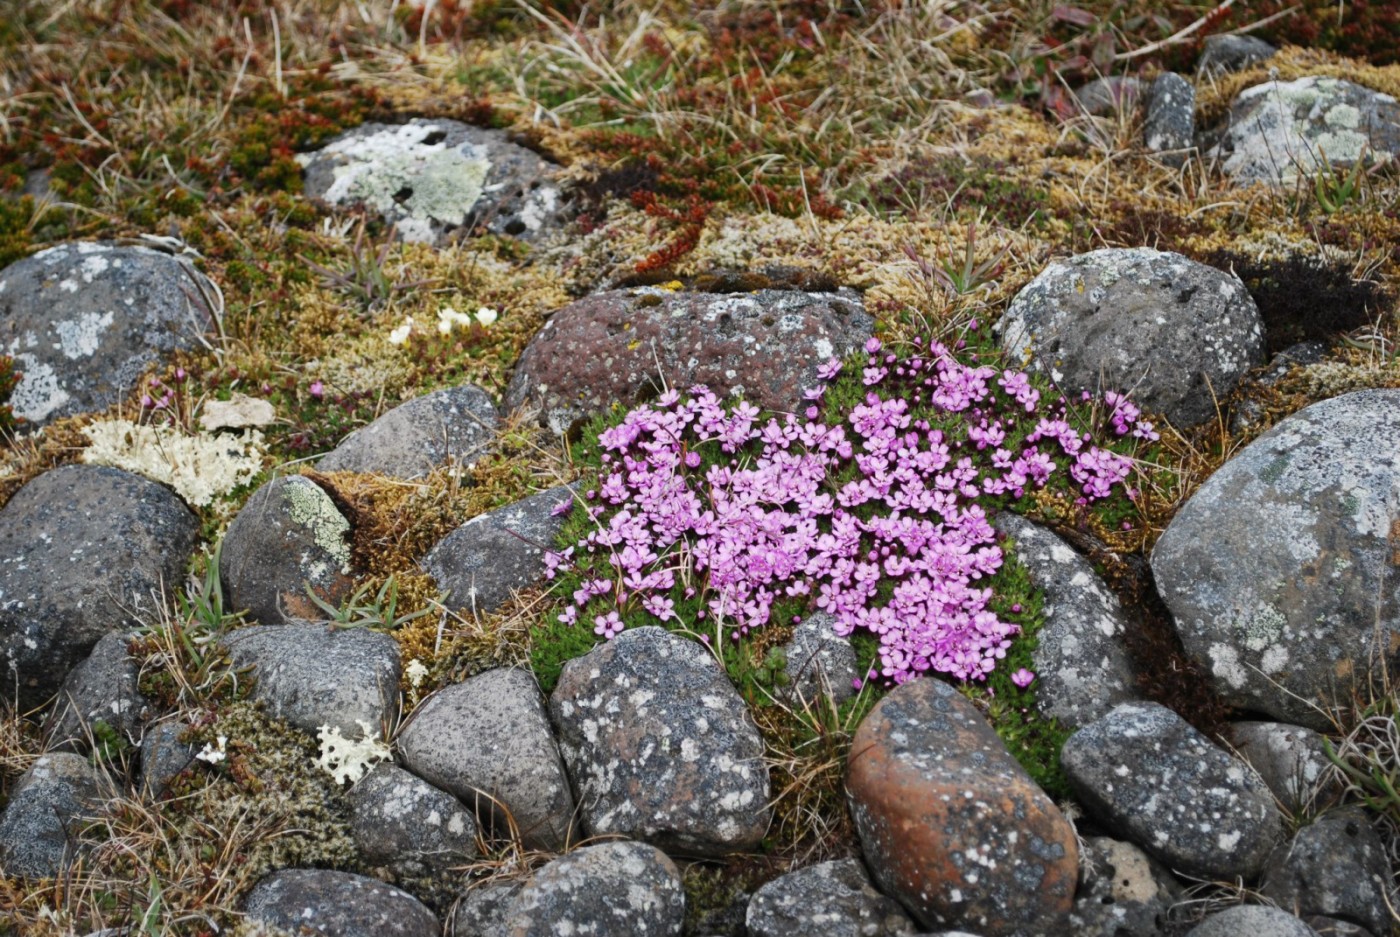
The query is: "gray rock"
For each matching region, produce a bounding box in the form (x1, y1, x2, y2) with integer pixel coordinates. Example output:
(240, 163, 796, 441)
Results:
(1061, 702, 1284, 880)
(1260, 809, 1393, 936)
(1198, 34, 1277, 77)
(319, 383, 499, 479)
(1307, 917, 1375, 937)
(219, 474, 354, 624)
(398, 667, 575, 851)
(0, 753, 103, 878)
(745, 858, 917, 937)
(550, 627, 771, 857)
(451, 882, 523, 937)
(1211, 76, 1400, 185)
(0, 242, 216, 426)
(781, 612, 857, 706)
(997, 247, 1264, 428)
(1144, 72, 1196, 165)
(348, 763, 478, 876)
(299, 118, 568, 245)
(1151, 389, 1400, 728)
(43, 631, 150, 753)
(138, 719, 198, 799)
(499, 841, 685, 936)
(994, 514, 1139, 729)
(0, 464, 198, 709)
(1070, 837, 1183, 937)
(242, 868, 439, 937)
(1075, 77, 1142, 117)
(1231, 721, 1339, 815)
(1186, 905, 1319, 937)
(423, 486, 574, 615)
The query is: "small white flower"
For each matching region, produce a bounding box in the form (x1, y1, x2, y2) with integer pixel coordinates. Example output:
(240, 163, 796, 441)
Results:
(388, 317, 416, 345)
(195, 735, 228, 764)
(475, 306, 499, 326)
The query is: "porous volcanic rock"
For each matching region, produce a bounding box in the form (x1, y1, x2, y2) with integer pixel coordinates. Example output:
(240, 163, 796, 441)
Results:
(347, 763, 479, 877)
(497, 841, 685, 936)
(1144, 72, 1196, 165)
(745, 858, 917, 937)
(0, 753, 103, 879)
(1070, 837, 1183, 937)
(319, 383, 499, 478)
(43, 631, 150, 753)
(242, 868, 439, 937)
(1260, 809, 1394, 937)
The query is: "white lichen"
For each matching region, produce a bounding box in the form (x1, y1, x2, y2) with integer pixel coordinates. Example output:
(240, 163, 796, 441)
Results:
(81, 420, 266, 507)
(316, 719, 391, 785)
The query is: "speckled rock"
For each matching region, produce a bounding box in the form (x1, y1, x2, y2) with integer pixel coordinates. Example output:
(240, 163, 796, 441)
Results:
(1070, 837, 1183, 937)
(0, 753, 103, 878)
(319, 383, 499, 479)
(1198, 34, 1276, 76)
(348, 763, 478, 877)
(782, 612, 858, 706)
(550, 627, 771, 857)
(0, 242, 216, 426)
(1061, 702, 1284, 880)
(451, 881, 523, 937)
(219, 474, 354, 624)
(138, 719, 197, 799)
(1144, 72, 1196, 165)
(424, 485, 574, 615)
(221, 623, 401, 738)
(997, 247, 1264, 428)
(846, 676, 1078, 934)
(43, 631, 150, 753)
(0, 464, 198, 709)
(1151, 390, 1400, 728)
(242, 868, 439, 937)
(504, 287, 872, 435)
(994, 514, 1139, 729)
(1230, 721, 1339, 815)
(299, 119, 568, 245)
(498, 841, 685, 936)
(1075, 76, 1142, 117)
(1186, 905, 1319, 937)
(745, 858, 917, 937)
(398, 667, 575, 851)
(1260, 809, 1393, 936)
(1307, 917, 1376, 937)
(1211, 76, 1400, 185)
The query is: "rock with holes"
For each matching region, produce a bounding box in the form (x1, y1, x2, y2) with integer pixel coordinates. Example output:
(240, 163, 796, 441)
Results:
(0, 753, 103, 879)
(1070, 837, 1183, 937)
(1061, 702, 1284, 880)
(550, 627, 771, 857)
(1075, 76, 1142, 117)
(1230, 721, 1339, 815)
(994, 514, 1139, 729)
(43, 631, 150, 753)
(498, 841, 685, 937)
(1151, 389, 1400, 728)
(0, 242, 216, 426)
(242, 868, 439, 937)
(219, 475, 354, 624)
(1186, 905, 1320, 937)
(744, 858, 917, 937)
(348, 763, 479, 877)
(1197, 34, 1276, 77)
(997, 247, 1264, 427)
(397, 667, 575, 852)
(299, 119, 568, 245)
(0, 464, 198, 709)
(319, 383, 499, 478)
(846, 676, 1078, 935)
(1260, 809, 1394, 937)
(781, 612, 858, 706)
(1144, 72, 1196, 165)
(503, 286, 872, 434)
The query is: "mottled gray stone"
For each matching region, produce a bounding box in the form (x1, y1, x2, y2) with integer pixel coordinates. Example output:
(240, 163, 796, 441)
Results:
(1151, 390, 1400, 728)
(499, 841, 685, 936)
(348, 763, 478, 876)
(221, 624, 401, 739)
(1307, 917, 1375, 937)
(550, 627, 770, 857)
(138, 719, 197, 799)
(299, 118, 568, 245)
(319, 383, 498, 479)
(451, 882, 523, 937)
(43, 631, 150, 753)
(398, 667, 575, 851)
(1070, 837, 1183, 937)
(1230, 721, 1339, 815)
(781, 612, 857, 706)
(994, 514, 1139, 729)
(1198, 34, 1277, 77)
(0, 753, 102, 878)
(745, 858, 916, 937)
(0, 464, 198, 709)
(1260, 809, 1393, 936)
(1061, 702, 1284, 880)
(1186, 905, 1319, 937)
(0, 242, 216, 426)
(1075, 76, 1142, 117)
(1144, 72, 1196, 165)
(998, 247, 1264, 427)
(242, 868, 439, 937)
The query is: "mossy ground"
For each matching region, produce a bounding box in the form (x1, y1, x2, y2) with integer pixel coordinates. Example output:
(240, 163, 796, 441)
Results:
(2, 0, 1400, 932)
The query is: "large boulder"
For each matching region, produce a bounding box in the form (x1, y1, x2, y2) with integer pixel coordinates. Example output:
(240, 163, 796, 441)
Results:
(0, 242, 216, 425)
(1151, 389, 1400, 728)
(318, 383, 499, 479)
(242, 868, 440, 937)
(496, 841, 685, 936)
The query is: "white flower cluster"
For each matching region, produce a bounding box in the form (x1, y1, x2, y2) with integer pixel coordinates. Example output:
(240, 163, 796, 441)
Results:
(388, 306, 499, 345)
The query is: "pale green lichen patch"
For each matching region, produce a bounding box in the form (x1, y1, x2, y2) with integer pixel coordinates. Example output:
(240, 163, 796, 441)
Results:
(283, 477, 352, 573)
(1236, 603, 1287, 653)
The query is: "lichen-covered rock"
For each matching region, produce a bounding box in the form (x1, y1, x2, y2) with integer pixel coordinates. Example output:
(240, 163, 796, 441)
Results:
(242, 868, 439, 937)
(845, 676, 1078, 935)
(498, 841, 685, 937)
(397, 667, 575, 851)
(348, 763, 479, 877)
(1197, 34, 1276, 76)
(1070, 837, 1183, 937)
(1061, 702, 1284, 881)
(745, 858, 917, 937)
(1151, 390, 1400, 728)
(43, 631, 150, 753)
(1260, 809, 1393, 937)
(550, 627, 771, 857)
(319, 383, 499, 479)
(138, 719, 197, 799)
(1144, 72, 1196, 165)
(299, 119, 568, 245)
(0, 242, 216, 425)
(1075, 76, 1142, 117)
(781, 612, 858, 706)
(0, 753, 103, 878)
(1211, 76, 1400, 185)
(504, 286, 872, 435)
(997, 247, 1263, 427)
(994, 514, 1139, 729)
(451, 881, 523, 937)
(0, 464, 198, 709)
(1186, 905, 1320, 937)
(219, 475, 354, 624)
(1230, 721, 1339, 815)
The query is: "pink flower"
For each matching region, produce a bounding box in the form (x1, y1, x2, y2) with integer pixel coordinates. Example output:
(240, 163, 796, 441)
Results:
(1010, 668, 1036, 688)
(309, 381, 325, 399)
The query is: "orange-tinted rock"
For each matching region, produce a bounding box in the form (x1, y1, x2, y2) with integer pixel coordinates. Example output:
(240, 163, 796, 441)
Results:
(846, 677, 1078, 935)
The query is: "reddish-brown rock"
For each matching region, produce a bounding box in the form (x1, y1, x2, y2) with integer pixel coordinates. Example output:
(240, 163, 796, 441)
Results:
(846, 677, 1078, 935)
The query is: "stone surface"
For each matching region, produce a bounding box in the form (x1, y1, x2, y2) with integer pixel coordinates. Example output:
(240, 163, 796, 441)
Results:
(846, 676, 1078, 934)
(1198, 34, 1277, 76)
(1076, 76, 1142, 117)
(781, 612, 858, 706)
(994, 514, 1139, 729)
(0, 753, 102, 878)
(745, 858, 917, 937)
(1212, 76, 1400, 185)
(1186, 905, 1319, 937)
(550, 627, 771, 857)
(398, 667, 575, 851)
(0, 464, 199, 709)
(1231, 721, 1338, 814)
(221, 623, 400, 739)
(1070, 836, 1183, 937)
(219, 474, 354, 624)
(497, 841, 685, 936)
(319, 383, 499, 479)
(0, 241, 216, 425)
(299, 118, 568, 245)
(138, 719, 197, 799)
(1061, 702, 1284, 880)
(504, 286, 872, 435)
(1260, 809, 1393, 936)
(451, 881, 523, 937)
(43, 631, 150, 753)
(1144, 72, 1196, 165)
(1151, 389, 1400, 728)
(348, 763, 479, 876)
(242, 868, 439, 937)
(997, 247, 1264, 427)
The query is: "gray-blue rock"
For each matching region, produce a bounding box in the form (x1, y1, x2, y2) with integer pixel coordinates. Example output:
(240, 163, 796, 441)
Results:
(0, 753, 103, 878)
(1186, 905, 1319, 936)
(782, 612, 857, 706)
(1230, 721, 1339, 815)
(1260, 809, 1393, 936)
(139, 719, 198, 799)
(319, 383, 498, 479)
(1070, 837, 1182, 937)
(43, 630, 150, 753)
(1144, 72, 1196, 165)
(1076, 77, 1142, 117)
(348, 763, 479, 876)
(499, 841, 684, 936)
(242, 868, 439, 937)
(1198, 35, 1276, 77)
(745, 858, 916, 937)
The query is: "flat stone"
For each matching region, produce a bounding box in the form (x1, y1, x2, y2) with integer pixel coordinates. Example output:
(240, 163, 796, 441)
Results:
(43, 631, 150, 753)
(348, 763, 479, 876)
(1144, 72, 1196, 165)
(498, 841, 685, 936)
(242, 868, 439, 937)
(1260, 809, 1393, 936)
(846, 676, 1078, 934)
(1186, 905, 1319, 936)
(1075, 77, 1142, 117)
(781, 612, 858, 706)
(319, 383, 499, 479)
(1198, 35, 1276, 77)
(1070, 837, 1183, 937)
(0, 753, 103, 879)
(745, 858, 917, 937)
(1230, 721, 1339, 815)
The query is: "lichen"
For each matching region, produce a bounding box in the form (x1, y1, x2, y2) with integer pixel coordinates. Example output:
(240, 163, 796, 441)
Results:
(283, 477, 353, 573)
(81, 420, 267, 508)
